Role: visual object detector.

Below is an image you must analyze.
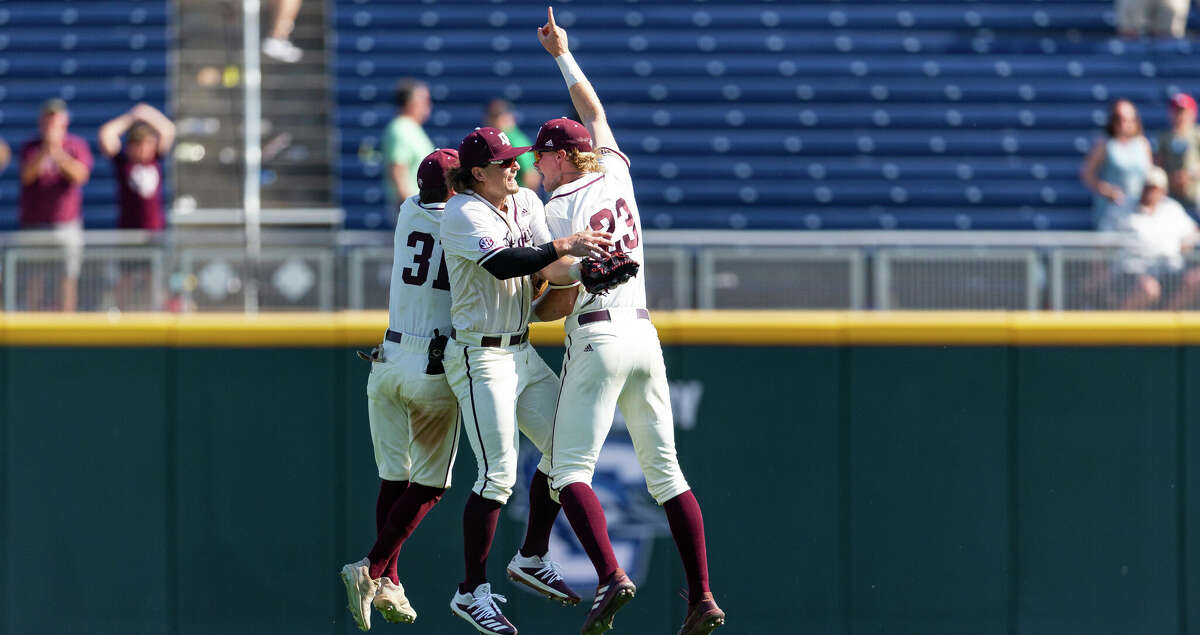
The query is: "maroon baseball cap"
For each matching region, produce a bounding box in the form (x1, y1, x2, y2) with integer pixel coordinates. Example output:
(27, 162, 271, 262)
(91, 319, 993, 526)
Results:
(458, 127, 531, 168)
(416, 148, 458, 194)
(1170, 93, 1197, 113)
(531, 118, 593, 153)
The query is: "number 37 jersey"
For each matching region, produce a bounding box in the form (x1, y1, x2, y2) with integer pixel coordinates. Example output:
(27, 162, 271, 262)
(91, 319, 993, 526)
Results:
(544, 147, 647, 313)
(388, 196, 453, 338)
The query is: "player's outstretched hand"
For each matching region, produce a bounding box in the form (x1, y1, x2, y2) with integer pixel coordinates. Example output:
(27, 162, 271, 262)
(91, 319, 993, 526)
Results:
(558, 230, 613, 260)
(537, 6, 569, 56)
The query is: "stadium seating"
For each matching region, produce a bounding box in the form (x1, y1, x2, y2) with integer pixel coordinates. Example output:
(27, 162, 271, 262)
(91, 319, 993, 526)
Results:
(0, 1, 169, 230)
(332, 0, 1200, 230)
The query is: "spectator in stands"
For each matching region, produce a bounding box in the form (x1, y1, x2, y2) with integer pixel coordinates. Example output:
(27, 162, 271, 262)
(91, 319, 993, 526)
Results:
(1116, 0, 1191, 39)
(99, 103, 175, 230)
(1081, 99, 1154, 228)
(262, 0, 303, 63)
(99, 103, 176, 310)
(382, 79, 434, 223)
(483, 99, 541, 190)
(0, 138, 10, 172)
(1155, 92, 1200, 216)
(1111, 167, 1200, 309)
(19, 99, 92, 312)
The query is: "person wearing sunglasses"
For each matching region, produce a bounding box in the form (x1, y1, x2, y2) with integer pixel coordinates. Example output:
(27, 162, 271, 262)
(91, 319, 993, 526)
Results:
(439, 125, 614, 634)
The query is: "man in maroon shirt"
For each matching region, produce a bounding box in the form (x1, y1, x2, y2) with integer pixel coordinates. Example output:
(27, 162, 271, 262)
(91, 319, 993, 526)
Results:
(99, 103, 175, 309)
(19, 99, 92, 312)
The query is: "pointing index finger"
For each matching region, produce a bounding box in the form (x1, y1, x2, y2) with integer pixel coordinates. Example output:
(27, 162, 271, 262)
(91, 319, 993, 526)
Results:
(547, 6, 556, 27)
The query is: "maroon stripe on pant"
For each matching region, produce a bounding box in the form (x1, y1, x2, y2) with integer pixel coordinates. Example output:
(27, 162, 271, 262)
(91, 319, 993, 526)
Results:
(463, 346, 491, 495)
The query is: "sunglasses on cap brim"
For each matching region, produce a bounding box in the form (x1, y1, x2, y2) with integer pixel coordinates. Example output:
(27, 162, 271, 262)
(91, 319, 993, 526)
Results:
(486, 157, 518, 167)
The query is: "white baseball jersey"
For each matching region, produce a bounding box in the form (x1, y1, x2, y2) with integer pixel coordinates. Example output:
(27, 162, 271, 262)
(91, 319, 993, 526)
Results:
(369, 195, 459, 487)
(388, 196, 453, 338)
(544, 148, 647, 316)
(441, 188, 552, 335)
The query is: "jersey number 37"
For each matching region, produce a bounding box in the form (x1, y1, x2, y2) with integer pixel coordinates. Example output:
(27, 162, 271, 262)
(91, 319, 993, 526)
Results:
(402, 231, 450, 291)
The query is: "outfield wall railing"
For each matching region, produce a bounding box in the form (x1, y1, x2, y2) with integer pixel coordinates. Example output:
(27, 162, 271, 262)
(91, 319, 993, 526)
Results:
(0, 227, 1179, 312)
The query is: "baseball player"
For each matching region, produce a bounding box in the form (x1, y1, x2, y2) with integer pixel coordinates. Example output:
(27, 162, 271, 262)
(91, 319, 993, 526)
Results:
(532, 9, 725, 635)
(339, 149, 463, 631)
(440, 126, 617, 634)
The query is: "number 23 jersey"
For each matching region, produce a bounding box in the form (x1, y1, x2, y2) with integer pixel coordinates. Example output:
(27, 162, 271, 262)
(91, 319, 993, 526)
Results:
(544, 147, 647, 313)
(388, 196, 453, 338)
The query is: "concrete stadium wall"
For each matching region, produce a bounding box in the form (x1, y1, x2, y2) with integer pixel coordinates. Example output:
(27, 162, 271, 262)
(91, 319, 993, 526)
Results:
(2, 312, 1199, 634)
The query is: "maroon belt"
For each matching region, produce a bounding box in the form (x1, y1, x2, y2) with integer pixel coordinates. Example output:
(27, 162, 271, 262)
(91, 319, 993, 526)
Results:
(451, 328, 529, 347)
(385, 329, 404, 344)
(576, 308, 651, 326)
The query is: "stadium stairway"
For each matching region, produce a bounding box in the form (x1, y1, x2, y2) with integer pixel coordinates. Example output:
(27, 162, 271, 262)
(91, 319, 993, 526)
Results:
(0, 1, 169, 229)
(175, 0, 333, 211)
(333, 0, 1200, 230)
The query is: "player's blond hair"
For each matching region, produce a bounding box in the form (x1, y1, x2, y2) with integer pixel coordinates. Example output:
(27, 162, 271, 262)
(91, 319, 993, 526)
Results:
(568, 148, 603, 174)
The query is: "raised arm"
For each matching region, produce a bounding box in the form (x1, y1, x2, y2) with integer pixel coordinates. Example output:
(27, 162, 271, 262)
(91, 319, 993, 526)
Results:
(537, 7, 618, 152)
(98, 112, 135, 157)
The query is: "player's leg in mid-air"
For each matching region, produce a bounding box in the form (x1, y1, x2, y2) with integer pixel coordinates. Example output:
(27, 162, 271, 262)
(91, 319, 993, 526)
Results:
(616, 325, 724, 635)
(340, 345, 459, 631)
(549, 327, 640, 635)
(444, 339, 579, 635)
(551, 319, 724, 635)
(505, 345, 583, 606)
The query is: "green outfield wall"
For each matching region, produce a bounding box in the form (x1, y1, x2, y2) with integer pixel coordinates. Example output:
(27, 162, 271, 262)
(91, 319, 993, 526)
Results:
(2, 312, 1199, 634)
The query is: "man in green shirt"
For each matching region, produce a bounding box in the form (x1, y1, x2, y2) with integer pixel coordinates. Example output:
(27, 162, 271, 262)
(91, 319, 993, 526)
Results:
(484, 99, 541, 190)
(382, 79, 434, 219)
(1156, 93, 1200, 214)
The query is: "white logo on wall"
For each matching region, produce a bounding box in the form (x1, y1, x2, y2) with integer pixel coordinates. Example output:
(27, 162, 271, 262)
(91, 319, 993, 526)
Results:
(512, 380, 704, 590)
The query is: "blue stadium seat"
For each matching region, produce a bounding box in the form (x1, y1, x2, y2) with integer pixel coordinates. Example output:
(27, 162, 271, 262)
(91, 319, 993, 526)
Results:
(332, 0, 1200, 231)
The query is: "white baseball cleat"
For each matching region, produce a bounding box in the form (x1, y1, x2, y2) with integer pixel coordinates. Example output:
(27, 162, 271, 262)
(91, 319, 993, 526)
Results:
(373, 577, 417, 624)
(339, 558, 380, 632)
(262, 37, 302, 63)
(506, 552, 581, 606)
(450, 583, 517, 634)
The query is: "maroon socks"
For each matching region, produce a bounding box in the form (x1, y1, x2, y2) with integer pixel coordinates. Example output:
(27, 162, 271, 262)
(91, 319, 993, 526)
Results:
(367, 483, 445, 581)
(559, 482, 620, 581)
(460, 493, 503, 593)
(519, 470, 561, 558)
(375, 480, 409, 582)
(663, 489, 711, 604)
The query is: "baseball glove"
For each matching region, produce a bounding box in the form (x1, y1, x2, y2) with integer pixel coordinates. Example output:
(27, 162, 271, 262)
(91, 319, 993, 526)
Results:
(580, 251, 640, 295)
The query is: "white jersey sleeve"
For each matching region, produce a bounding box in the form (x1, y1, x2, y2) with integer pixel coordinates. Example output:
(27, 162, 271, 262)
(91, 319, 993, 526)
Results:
(597, 147, 631, 184)
(520, 188, 554, 245)
(441, 196, 510, 265)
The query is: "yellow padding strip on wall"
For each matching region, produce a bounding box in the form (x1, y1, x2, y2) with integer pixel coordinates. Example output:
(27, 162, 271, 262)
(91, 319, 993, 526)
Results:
(2, 311, 1200, 347)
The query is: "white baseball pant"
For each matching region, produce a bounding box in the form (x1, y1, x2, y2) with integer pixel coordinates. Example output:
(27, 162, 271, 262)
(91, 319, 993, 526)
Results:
(367, 335, 460, 488)
(548, 310, 690, 505)
(443, 334, 557, 504)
